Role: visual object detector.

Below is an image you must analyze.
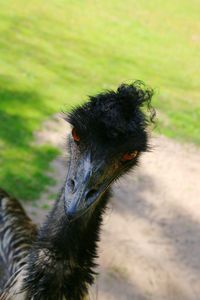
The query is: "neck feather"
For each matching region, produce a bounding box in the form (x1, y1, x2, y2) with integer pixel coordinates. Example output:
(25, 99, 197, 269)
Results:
(23, 188, 111, 300)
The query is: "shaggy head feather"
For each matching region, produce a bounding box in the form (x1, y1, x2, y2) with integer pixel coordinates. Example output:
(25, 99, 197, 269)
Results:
(67, 81, 155, 152)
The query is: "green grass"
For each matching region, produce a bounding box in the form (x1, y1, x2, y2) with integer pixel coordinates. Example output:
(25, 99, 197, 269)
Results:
(0, 0, 199, 200)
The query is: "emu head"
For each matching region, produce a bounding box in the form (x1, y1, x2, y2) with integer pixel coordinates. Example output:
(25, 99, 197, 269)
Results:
(64, 82, 154, 220)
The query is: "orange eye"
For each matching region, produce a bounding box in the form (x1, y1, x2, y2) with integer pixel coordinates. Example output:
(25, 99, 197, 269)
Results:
(121, 151, 138, 162)
(72, 128, 80, 142)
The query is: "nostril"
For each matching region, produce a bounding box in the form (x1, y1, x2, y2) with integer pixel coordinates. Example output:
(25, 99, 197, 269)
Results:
(85, 189, 98, 201)
(68, 179, 75, 192)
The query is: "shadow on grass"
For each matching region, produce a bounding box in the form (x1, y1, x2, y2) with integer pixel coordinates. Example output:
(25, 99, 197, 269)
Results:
(0, 78, 59, 200)
(0, 110, 33, 147)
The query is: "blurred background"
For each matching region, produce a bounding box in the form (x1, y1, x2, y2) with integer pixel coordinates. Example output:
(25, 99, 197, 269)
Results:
(0, 1, 200, 299)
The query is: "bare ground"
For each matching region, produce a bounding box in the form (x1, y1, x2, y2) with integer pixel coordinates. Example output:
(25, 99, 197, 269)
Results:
(26, 115, 200, 300)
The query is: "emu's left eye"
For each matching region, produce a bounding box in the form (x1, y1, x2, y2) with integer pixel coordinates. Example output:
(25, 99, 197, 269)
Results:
(121, 151, 138, 162)
(72, 128, 80, 143)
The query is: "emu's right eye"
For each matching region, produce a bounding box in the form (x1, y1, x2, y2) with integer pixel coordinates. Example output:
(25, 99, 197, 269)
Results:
(72, 128, 80, 143)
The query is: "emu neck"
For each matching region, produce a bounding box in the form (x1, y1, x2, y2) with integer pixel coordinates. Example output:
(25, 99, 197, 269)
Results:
(25, 188, 110, 299)
(39, 188, 109, 252)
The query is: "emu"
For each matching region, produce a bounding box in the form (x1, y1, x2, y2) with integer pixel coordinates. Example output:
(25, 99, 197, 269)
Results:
(0, 82, 154, 299)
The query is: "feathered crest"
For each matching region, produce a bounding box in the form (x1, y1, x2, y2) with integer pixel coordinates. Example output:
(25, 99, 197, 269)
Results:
(116, 81, 155, 124)
(66, 81, 155, 143)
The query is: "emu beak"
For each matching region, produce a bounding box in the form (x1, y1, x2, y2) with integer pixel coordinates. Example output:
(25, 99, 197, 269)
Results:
(64, 152, 108, 221)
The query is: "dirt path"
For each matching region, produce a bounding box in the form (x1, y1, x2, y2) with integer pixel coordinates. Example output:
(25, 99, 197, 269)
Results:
(26, 115, 200, 300)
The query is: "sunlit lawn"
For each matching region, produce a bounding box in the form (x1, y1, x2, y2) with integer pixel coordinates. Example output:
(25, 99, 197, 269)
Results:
(0, 0, 199, 199)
